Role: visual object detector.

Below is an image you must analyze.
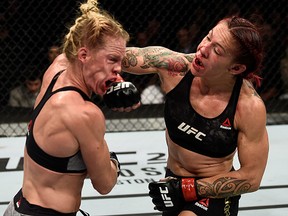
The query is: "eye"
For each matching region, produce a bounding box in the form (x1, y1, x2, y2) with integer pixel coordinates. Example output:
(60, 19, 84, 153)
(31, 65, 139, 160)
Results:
(214, 48, 220, 55)
(108, 55, 119, 63)
(109, 58, 117, 63)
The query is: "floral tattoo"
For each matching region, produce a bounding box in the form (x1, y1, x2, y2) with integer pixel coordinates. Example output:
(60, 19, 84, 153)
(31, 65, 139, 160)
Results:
(122, 48, 193, 76)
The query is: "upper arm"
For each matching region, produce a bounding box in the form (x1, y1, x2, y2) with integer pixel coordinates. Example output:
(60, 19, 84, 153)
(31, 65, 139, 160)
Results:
(123, 46, 194, 76)
(123, 46, 195, 93)
(236, 97, 269, 189)
(69, 103, 116, 193)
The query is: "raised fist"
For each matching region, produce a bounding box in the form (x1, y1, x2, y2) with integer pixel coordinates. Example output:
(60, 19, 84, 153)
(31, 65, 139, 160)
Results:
(103, 81, 140, 110)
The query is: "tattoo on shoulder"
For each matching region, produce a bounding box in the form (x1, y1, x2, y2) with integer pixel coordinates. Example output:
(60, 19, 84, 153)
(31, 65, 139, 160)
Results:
(245, 80, 263, 101)
(197, 177, 251, 198)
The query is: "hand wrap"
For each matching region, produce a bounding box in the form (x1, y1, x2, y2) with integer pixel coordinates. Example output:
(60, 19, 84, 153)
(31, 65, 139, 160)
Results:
(148, 177, 198, 211)
(103, 75, 140, 109)
(110, 152, 120, 176)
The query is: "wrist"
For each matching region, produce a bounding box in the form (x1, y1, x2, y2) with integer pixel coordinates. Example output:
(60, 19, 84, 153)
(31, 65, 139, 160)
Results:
(110, 152, 120, 176)
(110, 158, 120, 175)
(181, 178, 198, 201)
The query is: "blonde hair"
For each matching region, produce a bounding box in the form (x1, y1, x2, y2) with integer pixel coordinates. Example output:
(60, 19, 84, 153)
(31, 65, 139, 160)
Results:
(63, 0, 129, 62)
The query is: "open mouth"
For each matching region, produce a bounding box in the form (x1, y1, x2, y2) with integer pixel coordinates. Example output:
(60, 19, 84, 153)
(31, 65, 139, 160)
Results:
(105, 80, 114, 88)
(105, 78, 117, 89)
(192, 56, 205, 72)
(195, 58, 203, 67)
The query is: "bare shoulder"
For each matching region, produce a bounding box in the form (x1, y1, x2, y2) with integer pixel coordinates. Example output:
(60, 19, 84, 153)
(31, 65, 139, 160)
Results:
(235, 80, 267, 132)
(53, 92, 105, 132)
(72, 98, 104, 126)
(41, 54, 68, 88)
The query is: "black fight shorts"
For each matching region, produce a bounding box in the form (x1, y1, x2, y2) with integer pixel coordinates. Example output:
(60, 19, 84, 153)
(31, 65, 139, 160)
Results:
(162, 169, 241, 216)
(12, 189, 78, 216)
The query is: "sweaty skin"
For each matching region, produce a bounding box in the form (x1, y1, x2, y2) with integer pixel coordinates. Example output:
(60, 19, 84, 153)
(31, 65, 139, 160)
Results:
(22, 37, 125, 213)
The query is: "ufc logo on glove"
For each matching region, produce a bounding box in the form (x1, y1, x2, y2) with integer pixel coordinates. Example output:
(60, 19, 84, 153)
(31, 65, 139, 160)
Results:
(159, 186, 174, 207)
(106, 82, 130, 94)
(103, 81, 140, 109)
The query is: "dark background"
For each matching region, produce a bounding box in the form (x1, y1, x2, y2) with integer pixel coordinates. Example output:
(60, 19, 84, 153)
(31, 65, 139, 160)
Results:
(1, 0, 288, 133)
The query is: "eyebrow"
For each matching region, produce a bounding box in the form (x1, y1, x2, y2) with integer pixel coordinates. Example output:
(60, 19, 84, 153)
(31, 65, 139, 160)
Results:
(210, 29, 227, 53)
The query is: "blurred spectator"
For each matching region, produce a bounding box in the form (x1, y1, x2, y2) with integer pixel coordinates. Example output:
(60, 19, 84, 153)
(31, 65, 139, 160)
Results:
(41, 44, 61, 70)
(128, 31, 150, 47)
(135, 31, 149, 47)
(0, 13, 14, 106)
(8, 66, 42, 108)
(174, 27, 194, 53)
(145, 19, 163, 45)
(48, 44, 61, 63)
(257, 21, 283, 101)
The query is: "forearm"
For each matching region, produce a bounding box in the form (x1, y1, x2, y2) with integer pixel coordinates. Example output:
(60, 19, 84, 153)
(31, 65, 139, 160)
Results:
(196, 172, 257, 198)
(149, 170, 259, 211)
(122, 46, 194, 75)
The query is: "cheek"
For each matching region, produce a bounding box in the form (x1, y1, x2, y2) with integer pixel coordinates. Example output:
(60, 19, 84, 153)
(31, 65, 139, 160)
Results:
(208, 54, 219, 67)
(205, 55, 229, 74)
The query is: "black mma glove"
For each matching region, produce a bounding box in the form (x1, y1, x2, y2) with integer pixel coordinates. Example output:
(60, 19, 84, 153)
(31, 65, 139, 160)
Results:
(110, 152, 120, 176)
(148, 177, 199, 211)
(103, 75, 140, 109)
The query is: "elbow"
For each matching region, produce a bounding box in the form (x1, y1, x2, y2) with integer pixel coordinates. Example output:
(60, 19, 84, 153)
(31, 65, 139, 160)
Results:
(249, 184, 260, 193)
(247, 176, 263, 193)
(97, 187, 113, 195)
(92, 179, 117, 195)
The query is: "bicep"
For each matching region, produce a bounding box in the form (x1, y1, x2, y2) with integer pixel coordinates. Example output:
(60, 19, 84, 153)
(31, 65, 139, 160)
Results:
(236, 104, 269, 182)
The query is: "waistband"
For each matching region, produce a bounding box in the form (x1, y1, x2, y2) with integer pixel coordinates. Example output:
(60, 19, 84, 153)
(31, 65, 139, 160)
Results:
(13, 189, 77, 216)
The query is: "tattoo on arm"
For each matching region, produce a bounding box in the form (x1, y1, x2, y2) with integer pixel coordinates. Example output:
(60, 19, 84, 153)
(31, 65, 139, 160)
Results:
(142, 52, 188, 76)
(183, 54, 195, 63)
(122, 48, 192, 76)
(197, 177, 251, 198)
(122, 51, 137, 69)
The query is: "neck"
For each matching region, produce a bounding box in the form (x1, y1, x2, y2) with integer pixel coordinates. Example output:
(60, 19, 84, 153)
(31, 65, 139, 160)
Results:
(65, 64, 92, 97)
(197, 76, 236, 95)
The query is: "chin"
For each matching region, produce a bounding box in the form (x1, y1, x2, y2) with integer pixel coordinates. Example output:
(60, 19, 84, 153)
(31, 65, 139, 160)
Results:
(191, 68, 203, 77)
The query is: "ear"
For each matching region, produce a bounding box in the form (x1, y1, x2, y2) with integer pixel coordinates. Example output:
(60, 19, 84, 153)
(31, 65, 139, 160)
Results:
(229, 64, 246, 75)
(78, 47, 88, 63)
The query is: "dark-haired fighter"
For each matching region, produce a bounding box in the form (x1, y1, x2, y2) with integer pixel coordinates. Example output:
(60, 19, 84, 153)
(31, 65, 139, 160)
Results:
(122, 16, 269, 216)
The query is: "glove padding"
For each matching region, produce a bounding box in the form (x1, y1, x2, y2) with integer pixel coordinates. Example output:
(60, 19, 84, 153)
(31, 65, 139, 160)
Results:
(148, 177, 198, 211)
(110, 152, 120, 176)
(103, 81, 140, 109)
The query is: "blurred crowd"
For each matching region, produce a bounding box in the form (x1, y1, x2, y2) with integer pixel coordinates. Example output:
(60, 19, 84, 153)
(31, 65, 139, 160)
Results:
(1, 0, 288, 109)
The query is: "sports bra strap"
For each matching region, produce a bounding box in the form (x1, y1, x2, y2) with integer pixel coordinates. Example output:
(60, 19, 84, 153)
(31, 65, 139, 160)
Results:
(53, 87, 90, 101)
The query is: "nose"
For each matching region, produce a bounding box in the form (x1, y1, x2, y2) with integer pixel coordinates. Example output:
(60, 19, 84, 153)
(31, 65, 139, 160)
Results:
(199, 46, 208, 58)
(113, 63, 122, 74)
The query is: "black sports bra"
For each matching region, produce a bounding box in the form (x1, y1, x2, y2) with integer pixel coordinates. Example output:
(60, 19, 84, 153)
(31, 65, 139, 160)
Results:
(26, 71, 89, 173)
(164, 71, 242, 158)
